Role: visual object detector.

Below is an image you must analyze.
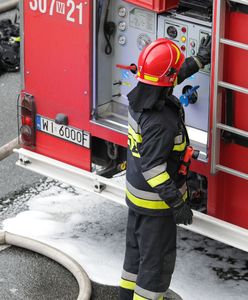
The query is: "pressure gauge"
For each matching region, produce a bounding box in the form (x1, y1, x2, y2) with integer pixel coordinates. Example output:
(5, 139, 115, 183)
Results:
(137, 34, 151, 51)
(118, 7, 127, 18)
(118, 21, 127, 31)
(167, 25, 178, 39)
(118, 35, 127, 46)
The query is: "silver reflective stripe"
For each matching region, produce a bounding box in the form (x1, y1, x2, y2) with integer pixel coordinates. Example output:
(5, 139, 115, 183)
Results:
(174, 134, 183, 144)
(128, 111, 140, 133)
(122, 269, 137, 282)
(135, 285, 165, 300)
(126, 181, 162, 201)
(192, 56, 203, 69)
(142, 163, 167, 181)
(179, 182, 187, 195)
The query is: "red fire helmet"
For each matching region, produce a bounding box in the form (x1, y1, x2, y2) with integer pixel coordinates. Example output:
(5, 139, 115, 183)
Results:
(136, 38, 185, 87)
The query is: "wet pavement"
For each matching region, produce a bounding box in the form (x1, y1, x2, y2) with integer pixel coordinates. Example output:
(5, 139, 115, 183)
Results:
(0, 8, 42, 199)
(0, 245, 79, 300)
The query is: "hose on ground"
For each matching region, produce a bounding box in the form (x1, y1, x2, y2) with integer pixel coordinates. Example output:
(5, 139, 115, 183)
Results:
(0, 0, 18, 13)
(0, 230, 92, 300)
(0, 137, 19, 161)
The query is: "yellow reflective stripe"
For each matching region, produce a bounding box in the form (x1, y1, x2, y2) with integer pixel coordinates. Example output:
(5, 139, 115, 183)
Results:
(182, 190, 188, 201)
(13, 36, 21, 42)
(120, 278, 136, 290)
(171, 44, 181, 64)
(132, 152, 141, 158)
(147, 171, 170, 188)
(128, 125, 141, 158)
(128, 134, 134, 150)
(128, 125, 142, 143)
(134, 293, 163, 300)
(173, 138, 187, 151)
(133, 293, 147, 300)
(126, 189, 169, 210)
(144, 74, 159, 83)
(174, 76, 178, 86)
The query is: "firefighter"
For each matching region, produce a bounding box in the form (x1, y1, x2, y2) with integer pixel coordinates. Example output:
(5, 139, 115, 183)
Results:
(119, 36, 211, 300)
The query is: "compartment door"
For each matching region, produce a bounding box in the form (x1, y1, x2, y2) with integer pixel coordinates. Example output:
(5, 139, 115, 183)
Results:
(23, 0, 92, 171)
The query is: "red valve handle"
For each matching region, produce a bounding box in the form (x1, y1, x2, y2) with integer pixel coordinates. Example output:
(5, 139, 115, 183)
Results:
(116, 64, 137, 72)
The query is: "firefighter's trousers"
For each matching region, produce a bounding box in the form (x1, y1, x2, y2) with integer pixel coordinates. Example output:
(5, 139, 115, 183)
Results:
(119, 208, 177, 300)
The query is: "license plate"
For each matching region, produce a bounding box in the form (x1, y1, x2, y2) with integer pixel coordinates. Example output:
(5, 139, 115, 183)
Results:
(36, 115, 90, 148)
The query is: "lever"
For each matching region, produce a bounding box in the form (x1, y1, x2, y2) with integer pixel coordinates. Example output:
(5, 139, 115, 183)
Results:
(180, 85, 200, 107)
(116, 64, 137, 74)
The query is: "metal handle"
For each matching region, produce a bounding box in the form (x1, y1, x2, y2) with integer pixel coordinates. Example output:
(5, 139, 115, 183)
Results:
(216, 164, 248, 180)
(217, 123, 248, 138)
(218, 81, 248, 94)
(220, 38, 248, 51)
(116, 64, 137, 72)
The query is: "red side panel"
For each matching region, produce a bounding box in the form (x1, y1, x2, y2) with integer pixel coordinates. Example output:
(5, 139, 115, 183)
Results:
(23, 1, 92, 171)
(91, 123, 128, 148)
(208, 8, 248, 229)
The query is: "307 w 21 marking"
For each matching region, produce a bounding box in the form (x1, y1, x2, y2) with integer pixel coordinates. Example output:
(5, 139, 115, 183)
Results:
(29, 0, 83, 25)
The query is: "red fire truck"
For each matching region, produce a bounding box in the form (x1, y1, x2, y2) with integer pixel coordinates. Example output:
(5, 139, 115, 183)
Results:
(16, 0, 248, 251)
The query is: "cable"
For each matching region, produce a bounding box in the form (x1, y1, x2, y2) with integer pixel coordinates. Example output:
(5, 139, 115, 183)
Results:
(96, 0, 104, 35)
(106, 141, 118, 160)
(104, 0, 116, 55)
(0, 0, 18, 13)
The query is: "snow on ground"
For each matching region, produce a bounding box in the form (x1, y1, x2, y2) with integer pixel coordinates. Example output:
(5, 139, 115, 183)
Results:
(1, 179, 247, 300)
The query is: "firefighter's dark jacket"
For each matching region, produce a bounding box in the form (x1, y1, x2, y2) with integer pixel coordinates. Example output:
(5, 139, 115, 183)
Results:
(126, 57, 199, 216)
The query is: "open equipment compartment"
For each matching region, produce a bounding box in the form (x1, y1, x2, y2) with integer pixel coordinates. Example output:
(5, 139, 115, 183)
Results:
(92, 0, 158, 134)
(93, 0, 212, 162)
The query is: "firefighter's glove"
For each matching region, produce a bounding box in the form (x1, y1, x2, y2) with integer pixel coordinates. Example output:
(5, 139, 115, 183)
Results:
(173, 201, 193, 225)
(196, 34, 211, 67)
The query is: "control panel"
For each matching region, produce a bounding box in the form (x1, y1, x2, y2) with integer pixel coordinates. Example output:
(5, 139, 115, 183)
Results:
(158, 14, 212, 135)
(95, 0, 157, 129)
(95, 1, 212, 158)
(162, 18, 211, 73)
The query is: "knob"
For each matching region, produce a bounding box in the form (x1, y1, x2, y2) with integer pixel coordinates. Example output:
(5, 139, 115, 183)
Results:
(118, 21, 126, 31)
(118, 7, 127, 18)
(118, 35, 127, 46)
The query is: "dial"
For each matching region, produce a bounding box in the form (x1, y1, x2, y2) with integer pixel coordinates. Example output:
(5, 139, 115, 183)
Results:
(118, 35, 127, 46)
(167, 25, 178, 39)
(118, 21, 127, 31)
(137, 34, 151, 51)
(118, 7, 127, 18)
